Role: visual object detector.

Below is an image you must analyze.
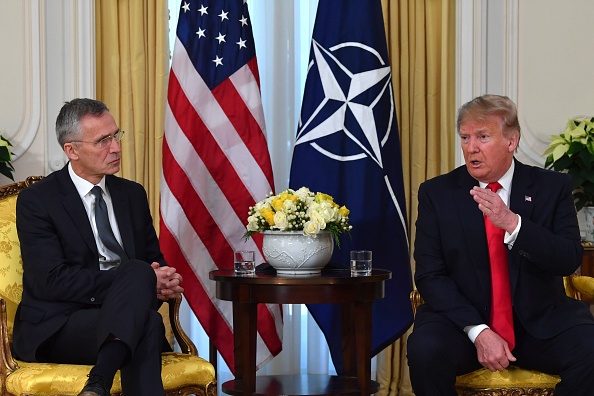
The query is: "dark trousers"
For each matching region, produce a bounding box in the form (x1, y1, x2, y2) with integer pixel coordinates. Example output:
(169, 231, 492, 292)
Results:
(407, 316, 594, 396)
(37, 260, 166, 396)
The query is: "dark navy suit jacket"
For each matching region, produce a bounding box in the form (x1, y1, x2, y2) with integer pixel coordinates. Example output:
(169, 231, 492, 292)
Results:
(12, 165, 165, 361)
(413, 159, 594, 339)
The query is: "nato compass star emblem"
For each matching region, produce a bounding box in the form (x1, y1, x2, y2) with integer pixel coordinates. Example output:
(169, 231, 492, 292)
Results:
(295, 39, 408, 242)
(295, 39, 395, 169)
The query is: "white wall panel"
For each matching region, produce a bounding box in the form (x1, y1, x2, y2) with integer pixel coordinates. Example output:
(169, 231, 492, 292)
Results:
(517, 0, 594, 167)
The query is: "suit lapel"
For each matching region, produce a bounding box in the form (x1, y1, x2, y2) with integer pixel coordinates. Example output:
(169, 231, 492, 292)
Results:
(106, 176, 135, 259)
(508, 160, 534, 294)
(56, 167, 98, 255)
(455, 168, 492, 300)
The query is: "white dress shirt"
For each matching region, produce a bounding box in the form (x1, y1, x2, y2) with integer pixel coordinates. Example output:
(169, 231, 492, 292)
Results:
(68, 163, 124, 270)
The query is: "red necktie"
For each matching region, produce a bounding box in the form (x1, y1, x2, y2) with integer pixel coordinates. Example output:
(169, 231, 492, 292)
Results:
(485, 182, 515, 350)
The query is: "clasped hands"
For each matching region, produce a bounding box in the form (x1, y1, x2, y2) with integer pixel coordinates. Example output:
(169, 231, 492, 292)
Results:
(475, 328, 516, 371)
(151, 262, 184, 301)
(470, 186, 518, 234)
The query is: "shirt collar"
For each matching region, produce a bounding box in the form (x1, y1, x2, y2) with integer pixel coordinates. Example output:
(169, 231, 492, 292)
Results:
(68, 162, 107, 197)
(478, 160, 515, 193)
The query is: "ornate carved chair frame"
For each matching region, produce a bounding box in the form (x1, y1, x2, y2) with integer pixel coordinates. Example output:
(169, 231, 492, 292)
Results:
(0, 176, 216, 396)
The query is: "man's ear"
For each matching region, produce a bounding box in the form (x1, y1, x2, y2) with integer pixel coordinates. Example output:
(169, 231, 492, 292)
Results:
(508, 131, 520, 153)
(63, 143, 79, 161)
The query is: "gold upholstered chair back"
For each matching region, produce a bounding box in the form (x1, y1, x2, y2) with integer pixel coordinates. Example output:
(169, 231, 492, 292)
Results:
(410, 274, 594, 396)
(0, 177, 216, 396)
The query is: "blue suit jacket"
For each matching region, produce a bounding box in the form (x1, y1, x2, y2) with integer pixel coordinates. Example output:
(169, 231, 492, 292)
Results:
(413, 159, 594, 339)
(12, 165, 165, 361)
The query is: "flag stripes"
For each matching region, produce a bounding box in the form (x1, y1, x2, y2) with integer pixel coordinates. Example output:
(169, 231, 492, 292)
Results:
(160, 0, 282, 373)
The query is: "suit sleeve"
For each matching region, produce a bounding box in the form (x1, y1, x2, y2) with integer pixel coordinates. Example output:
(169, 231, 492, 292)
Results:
(16, 185, 117, 305)
(128, 183, 166, 266)
(413, 181, 486, 329)
(511, 172, 582, 275)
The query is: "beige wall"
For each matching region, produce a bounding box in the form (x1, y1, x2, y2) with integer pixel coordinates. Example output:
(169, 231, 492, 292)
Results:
(0, 0, 94, 185)
(2, 0, 594, 185)
(517, 0, 594, 164)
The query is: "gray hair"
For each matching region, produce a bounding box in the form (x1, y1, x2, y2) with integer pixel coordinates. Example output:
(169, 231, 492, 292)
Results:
(456, 94, 521, 139)
(56, 98, 109, 147)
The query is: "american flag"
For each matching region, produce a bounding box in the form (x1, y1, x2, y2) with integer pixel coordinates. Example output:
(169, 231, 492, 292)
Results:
(160, 0, 282, 372)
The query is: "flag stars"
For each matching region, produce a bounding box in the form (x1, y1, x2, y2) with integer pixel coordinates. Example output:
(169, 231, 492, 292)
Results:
(218, 10, 229, 21)
(212, 55, 223, 67)
(216, 33, 226, 44)
(182, 2, 190, 13)
(237, 38, 247, 49)
(196, 27, 206, 38)
(198, 4, 208, 15)
(239, 15, 249, 26)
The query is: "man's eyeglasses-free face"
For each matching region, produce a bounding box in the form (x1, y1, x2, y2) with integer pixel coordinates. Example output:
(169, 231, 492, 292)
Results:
(70, 130, 125, 149)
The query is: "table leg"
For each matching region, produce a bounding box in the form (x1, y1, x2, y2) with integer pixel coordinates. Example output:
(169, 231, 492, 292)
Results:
(354, 301, 373, 396)
(341, 301, 373, 395)
(233, 300, 258, 395)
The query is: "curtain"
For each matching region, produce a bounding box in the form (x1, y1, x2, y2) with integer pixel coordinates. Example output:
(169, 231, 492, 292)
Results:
(95, 0, 169, 227)
(376, 1, 455, 395)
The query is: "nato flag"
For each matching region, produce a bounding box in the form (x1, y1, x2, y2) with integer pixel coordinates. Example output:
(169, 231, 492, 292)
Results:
(289, 0, 414, 373)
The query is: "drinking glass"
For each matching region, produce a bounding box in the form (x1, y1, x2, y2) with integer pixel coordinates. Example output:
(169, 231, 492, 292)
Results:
(234, 250, 256, 276)
(350, 250, 372, 276)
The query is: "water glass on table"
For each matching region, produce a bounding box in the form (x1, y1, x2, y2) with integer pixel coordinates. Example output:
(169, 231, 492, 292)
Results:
(350, 250, 372, 276)
(234, 250, 256, 276)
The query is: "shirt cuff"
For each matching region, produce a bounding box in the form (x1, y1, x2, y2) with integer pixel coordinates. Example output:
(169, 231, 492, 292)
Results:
(464, 324, 490, 343)
(504, 214, 521, 248)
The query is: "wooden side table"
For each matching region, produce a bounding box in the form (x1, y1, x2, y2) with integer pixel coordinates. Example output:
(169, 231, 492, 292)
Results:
(580, 245, 594, 277)
(209, 268, 391, 396)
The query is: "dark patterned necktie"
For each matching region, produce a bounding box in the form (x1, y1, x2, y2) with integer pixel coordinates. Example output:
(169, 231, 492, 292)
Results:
(485, 182, 515, 350)
(91, 186, 128, 262)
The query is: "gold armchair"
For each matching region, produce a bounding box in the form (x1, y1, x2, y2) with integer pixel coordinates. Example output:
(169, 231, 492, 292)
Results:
(0, 177, 216, 396)
(410, 274, 594, 396)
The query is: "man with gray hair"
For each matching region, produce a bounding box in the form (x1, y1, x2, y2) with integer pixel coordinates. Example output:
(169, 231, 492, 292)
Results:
(12, 98, 183, 396)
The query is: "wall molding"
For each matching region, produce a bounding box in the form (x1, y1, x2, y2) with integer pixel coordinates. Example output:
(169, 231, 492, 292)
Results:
(12, 0, 43, 161)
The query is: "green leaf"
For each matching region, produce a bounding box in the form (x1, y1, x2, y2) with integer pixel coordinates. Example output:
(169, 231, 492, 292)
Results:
(552, 144, 569, 161)
(551, 154, 572, 171)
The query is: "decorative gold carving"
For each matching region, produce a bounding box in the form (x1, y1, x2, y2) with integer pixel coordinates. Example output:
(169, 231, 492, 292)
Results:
(456, 387, 554, 396)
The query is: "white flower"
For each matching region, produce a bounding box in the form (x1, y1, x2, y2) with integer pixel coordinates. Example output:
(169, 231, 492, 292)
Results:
(273, 211, 288, 230)
(308, 208, 327, 230)
(246, 215, 261, 232)
(303, 220, 320, 236)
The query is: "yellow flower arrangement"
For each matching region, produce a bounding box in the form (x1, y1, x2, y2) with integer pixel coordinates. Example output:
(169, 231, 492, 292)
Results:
(244, 187, 352, 245)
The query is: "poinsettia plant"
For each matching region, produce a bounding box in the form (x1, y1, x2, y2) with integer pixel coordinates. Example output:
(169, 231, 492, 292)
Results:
(0, 134, 14, 181)
(244, 187, 352, 245)
(544, 117, 594, 211)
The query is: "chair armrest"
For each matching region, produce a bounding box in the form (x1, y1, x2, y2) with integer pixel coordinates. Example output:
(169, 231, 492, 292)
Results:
(410, 289, 424, 316)
(569, 275, 594, 300)
(167, 296, 198, 355)
(0, 298, 19, 388)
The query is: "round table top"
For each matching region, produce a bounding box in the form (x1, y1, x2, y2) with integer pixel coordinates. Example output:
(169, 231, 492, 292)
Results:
(209, 267, 392, 285)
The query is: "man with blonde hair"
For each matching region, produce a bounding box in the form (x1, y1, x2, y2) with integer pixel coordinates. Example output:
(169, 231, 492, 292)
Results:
(408, 94, 594, 395)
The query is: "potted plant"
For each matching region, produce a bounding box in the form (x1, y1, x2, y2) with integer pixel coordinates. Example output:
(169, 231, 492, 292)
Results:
(244, 187, 352, 274)
(0, 134, 14, 181)
(544, 117, 594, 241)
(544, 117, 594, 211)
